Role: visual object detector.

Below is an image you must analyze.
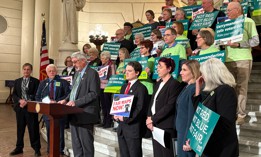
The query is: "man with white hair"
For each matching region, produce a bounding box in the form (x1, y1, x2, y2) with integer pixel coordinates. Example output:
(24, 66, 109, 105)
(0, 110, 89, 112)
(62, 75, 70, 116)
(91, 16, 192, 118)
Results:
(35, 64, 70, 155)
(59, 52, 100, 157)
(225, 2, 260, 125)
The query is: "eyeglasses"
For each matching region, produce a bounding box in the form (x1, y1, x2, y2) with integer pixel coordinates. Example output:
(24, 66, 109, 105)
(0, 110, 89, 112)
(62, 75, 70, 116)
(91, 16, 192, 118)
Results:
(227, 8, 237, 12)
(196, 36, 203, 41)
(164, 34, 173, 37)
(72, 60, 80, 64)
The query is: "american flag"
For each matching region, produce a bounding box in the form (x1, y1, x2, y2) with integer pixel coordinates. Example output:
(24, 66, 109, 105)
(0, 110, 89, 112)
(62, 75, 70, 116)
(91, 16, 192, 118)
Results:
(39, 20, 49, 81)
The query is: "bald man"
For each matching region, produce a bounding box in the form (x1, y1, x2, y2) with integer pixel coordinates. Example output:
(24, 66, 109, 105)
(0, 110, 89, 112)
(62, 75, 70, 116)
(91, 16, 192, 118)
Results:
(115, 29, 135, 53)
(225, 2, 260, 125)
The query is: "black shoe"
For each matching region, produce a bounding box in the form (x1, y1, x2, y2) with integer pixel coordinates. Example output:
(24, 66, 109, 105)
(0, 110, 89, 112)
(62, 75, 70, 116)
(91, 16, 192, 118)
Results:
(35, 150, 41, 157)
(10, 149, 23, 156)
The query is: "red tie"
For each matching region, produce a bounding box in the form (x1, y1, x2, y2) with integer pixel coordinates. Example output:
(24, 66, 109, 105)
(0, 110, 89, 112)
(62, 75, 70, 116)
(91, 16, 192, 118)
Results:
(49, 81, 54, 100)
(124, 82, 131, 94)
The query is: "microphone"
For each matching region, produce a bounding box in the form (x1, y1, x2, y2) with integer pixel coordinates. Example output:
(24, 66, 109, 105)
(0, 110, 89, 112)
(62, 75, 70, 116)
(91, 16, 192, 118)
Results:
(41, 81, 50, 99)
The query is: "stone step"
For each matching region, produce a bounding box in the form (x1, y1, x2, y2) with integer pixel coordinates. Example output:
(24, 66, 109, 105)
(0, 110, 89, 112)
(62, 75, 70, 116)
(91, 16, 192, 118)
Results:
(238, 136, 261, 155)
(252, 62, 261, 70)
(249, 70, 261, 79)
(238, 123, 261, 138)
(247, 99, 261, 112)
(94, 126, 153, 151)
(64, 127, 153, 157)
(248, 89, 261, 99)
(248, 111, 261, 124)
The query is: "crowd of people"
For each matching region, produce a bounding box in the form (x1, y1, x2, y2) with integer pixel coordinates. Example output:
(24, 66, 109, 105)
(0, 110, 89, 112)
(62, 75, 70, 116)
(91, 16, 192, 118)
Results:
(9, 0, 260, 157)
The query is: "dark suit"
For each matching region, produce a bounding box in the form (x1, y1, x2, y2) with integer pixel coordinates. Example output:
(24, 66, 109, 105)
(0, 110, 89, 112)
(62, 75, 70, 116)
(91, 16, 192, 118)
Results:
(193, 85, 239, 157)
(61, 66, 76, 78)
(12, 77, 41, 152)
(147, 77, 184, 157)
(66, 66, 100, 157)
(35, 75, 70, 154)
(117, 80, 148, 157)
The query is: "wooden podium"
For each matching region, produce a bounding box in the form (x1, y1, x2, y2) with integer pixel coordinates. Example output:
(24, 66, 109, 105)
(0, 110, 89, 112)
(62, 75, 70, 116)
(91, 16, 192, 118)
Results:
(27, 101, 83, 157)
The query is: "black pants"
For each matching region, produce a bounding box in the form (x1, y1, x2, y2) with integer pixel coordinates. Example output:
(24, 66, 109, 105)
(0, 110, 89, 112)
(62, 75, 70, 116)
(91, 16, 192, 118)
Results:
(118, 135, 142, 157)
(15, 109, 41, 151)
(152, 128, 175, 157)
(100, 89, 112, 127)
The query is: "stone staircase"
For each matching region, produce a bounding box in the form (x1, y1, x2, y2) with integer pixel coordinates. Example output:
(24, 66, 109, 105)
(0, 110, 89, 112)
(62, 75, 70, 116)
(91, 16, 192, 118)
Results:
(238, 62, 261, 156)
(41, 126, 153, 157)
(40, 63, 261, 157)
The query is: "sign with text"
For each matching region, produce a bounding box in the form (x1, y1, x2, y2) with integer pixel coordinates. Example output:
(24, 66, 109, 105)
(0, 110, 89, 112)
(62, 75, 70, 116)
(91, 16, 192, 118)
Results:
(152, 55, 179, 79)
(110, 94, 134, 117)
(182, 5, 202, 19)
(102, 42, 121, 60)
(124, 57, 148, 79)
(130, 48, 141, 58)
(90, 66, 109, 80)
(176, 39, 190, 48)
(104, 74, 125, 93)
(189, 11, 219, 30)
(215, 16, 244, 45)
(252, 0, 261, 16)
(192, 7, 204, 20)
(189, 51, 225, 63)
(132, 25, 152, 41)
(187, 103, 220, 156)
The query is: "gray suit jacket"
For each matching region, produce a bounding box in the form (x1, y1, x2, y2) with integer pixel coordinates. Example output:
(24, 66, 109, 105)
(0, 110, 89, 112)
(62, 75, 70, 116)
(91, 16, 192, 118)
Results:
(67, 66, 100, 125)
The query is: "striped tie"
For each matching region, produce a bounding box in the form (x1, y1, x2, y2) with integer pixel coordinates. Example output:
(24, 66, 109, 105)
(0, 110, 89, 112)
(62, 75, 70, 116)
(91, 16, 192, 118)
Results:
(21, 78, 28, 100)
(69, 73, 81, 101)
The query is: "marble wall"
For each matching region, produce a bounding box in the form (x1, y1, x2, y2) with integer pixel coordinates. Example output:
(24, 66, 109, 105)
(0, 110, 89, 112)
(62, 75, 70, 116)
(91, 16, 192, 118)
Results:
(0, 0, 22, 102)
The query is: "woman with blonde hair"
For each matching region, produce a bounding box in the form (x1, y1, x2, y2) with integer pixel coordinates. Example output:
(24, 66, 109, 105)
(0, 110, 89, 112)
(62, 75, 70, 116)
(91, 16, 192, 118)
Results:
(175, 60, 200, 157)
(116, 48, 130, 74)
(184, 58, 239, 157)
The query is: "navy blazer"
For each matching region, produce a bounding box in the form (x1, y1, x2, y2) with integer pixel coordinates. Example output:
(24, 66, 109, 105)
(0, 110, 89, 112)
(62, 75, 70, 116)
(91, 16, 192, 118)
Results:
(148, 76, 184, 129)
(66, 66, 101, 125)
(12, 77, 40, 112)
(35, 75, 71, 102)
(118, 80, 148, 138)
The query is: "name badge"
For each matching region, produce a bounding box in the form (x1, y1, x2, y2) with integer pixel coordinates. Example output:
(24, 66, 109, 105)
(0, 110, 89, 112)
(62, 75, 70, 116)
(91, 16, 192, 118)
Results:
(56, 82, 61, 87)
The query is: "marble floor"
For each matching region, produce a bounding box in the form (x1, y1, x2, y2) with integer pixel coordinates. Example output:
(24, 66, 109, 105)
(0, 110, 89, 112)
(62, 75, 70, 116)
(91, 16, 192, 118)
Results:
(0, 104, 48, 157)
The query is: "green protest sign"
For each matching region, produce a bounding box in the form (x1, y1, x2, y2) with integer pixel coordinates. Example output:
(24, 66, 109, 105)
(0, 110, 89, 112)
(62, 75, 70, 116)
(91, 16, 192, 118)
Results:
(102, 42, 121, 60)
(187, 103, 220, 156)
(124, 57, 148, 79)
(132, 25, 152, 40)
(130, 48, 141, 58)
(152, 55, 179, 79)
(215, 16, 244, 45)
(182, 5, 202, 19)
(104, 74, 125, 93)
(252, 0, 261, 16)
(189, 51, 225, 63)
(189, 11, 219, 30)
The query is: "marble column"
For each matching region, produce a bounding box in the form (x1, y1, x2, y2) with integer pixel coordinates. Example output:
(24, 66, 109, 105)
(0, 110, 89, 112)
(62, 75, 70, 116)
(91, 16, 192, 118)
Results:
(20, 0, 35, 75)
(33, 0, 50, 78)
(48, 0, 65, 73)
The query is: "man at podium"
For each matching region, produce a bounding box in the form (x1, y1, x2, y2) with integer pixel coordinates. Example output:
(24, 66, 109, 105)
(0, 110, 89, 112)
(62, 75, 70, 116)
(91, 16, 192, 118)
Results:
(59, 52, 100, 157)
(35, 64, 71, 155)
